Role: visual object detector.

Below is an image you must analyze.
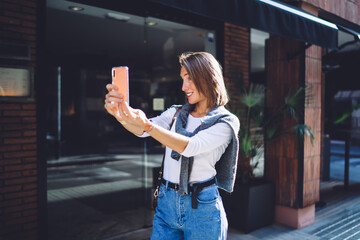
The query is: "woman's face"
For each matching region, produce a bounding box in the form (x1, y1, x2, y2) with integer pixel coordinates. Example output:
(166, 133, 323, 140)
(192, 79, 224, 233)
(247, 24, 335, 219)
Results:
(180, 66, 207, 106)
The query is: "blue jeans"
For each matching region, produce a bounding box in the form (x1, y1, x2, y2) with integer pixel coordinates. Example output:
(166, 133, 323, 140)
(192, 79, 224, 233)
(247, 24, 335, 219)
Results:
(151, 181, 228, 240)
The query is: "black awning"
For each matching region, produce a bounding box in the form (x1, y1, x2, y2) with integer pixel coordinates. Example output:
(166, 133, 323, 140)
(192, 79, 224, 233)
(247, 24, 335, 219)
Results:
(149, 0, 339, 49)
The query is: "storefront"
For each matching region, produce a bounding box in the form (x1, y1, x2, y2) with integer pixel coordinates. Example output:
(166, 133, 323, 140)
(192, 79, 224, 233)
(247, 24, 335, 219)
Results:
(1, 0, 360, 239)
(44, 1, 219, 238)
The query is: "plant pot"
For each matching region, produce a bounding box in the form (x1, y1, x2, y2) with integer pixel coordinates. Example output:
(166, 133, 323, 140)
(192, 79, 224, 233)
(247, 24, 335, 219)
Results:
(221, 179, 275, 233)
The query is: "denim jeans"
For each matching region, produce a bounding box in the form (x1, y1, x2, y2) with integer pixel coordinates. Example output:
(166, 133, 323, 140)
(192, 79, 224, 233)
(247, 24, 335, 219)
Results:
(151, 180, 228, 240)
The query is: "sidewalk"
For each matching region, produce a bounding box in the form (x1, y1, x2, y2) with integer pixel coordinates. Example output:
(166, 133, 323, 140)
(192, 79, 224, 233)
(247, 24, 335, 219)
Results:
(46, 141, 360, 240)
(227, 182, 360, 240)
(101, 182, 360, 240)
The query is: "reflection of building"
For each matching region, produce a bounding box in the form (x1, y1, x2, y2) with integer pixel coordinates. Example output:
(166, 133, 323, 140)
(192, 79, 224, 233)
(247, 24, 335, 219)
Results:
(1, 0, 360, 239)
(329, 90, 360, 143)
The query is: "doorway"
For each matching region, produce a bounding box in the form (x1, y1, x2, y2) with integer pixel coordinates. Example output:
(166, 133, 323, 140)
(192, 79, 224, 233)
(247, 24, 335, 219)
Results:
(44, 1, 216, 239)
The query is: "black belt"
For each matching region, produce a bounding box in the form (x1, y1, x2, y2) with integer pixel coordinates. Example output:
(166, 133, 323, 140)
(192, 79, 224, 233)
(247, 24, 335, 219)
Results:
(161, 178, 216, 209)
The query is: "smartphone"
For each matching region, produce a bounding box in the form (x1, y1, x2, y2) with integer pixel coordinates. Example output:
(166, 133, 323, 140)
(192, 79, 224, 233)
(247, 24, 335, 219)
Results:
(112, 66, 129, 104)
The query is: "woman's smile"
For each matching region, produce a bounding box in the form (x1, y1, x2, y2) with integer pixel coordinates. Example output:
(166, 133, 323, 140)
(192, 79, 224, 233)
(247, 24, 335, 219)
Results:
(181, 66, 207, 106)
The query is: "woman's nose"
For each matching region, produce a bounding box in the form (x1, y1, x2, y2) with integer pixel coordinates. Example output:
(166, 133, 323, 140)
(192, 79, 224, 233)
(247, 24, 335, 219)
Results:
(182, 81, 187, 91)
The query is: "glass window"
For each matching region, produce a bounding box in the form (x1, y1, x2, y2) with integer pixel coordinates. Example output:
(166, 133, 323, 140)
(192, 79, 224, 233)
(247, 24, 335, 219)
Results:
(250, 29, 269, 178)
(45, 1, 216, 239)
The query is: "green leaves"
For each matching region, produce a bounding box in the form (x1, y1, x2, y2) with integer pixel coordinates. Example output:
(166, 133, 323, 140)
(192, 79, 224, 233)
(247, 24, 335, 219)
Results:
(265, 126, 278, 141)
(285, 87, 303, 108)
(285, 87, 305, 119)
(294, 124, 315, 145)
(335, 102, 360, 124)
(238, 84, 265, 160)
(233, 83, 315, 184)
(240, 133, 252, 157)
(241, 84, 265, 108)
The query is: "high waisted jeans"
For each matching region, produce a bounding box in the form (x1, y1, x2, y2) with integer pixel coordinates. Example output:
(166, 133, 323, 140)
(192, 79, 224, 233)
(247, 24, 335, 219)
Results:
(151, 181, 228, 240)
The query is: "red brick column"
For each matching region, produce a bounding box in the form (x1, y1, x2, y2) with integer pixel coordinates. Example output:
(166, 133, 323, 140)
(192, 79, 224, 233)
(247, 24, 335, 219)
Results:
(0, 0, 39, 239)
(265, 2, 323, 229)
(265, 35, 303, 208)
(223, 22, 250, 124)
(302, 3, 322, 207)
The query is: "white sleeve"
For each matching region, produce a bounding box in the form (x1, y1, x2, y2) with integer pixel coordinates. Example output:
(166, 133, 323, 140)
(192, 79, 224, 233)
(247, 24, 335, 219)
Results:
(181, 122, 232, 157)
(137, 107, 177, 138)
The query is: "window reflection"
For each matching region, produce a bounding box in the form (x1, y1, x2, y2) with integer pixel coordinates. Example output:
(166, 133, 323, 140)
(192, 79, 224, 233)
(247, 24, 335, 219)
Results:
(45, 4, 216, 239)
(250, 29, 269, 178)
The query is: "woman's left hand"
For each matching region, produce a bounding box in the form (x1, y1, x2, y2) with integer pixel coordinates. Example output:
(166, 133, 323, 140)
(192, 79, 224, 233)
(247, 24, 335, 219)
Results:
(118, 100, 149, 131)
(119, 99, 189, 153)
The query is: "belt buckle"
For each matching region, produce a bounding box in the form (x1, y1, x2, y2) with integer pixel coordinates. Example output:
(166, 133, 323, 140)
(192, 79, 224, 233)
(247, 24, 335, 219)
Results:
(174, 184, 178, 191)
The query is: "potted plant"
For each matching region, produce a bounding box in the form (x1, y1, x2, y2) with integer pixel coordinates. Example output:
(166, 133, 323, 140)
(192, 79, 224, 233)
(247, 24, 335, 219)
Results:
(222, 84, 314, 233)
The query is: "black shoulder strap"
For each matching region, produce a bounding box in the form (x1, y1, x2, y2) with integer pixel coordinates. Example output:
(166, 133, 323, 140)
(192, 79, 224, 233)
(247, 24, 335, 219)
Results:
(170, 107, 182, 130)
(157, 107, 182, 183)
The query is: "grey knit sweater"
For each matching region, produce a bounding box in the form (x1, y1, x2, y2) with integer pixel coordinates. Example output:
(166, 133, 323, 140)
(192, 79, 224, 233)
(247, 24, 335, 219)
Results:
(171, 103, 240, 194)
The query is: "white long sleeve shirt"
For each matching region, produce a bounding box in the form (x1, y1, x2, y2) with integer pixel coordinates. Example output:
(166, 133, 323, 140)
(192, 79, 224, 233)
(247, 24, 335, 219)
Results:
(140, 107, 232, 184)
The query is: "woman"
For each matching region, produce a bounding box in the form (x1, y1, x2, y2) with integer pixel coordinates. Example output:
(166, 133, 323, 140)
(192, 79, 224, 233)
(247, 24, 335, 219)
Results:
(104, 52, 239, 240)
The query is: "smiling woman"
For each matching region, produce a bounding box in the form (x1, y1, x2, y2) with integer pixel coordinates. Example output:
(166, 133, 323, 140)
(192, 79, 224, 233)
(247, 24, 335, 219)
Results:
(105, 52, 240, 240)
(179, 52, 228, 111)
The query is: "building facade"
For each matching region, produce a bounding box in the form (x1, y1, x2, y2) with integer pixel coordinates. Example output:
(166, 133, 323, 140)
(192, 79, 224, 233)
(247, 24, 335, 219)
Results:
(0, 0, 360, 239)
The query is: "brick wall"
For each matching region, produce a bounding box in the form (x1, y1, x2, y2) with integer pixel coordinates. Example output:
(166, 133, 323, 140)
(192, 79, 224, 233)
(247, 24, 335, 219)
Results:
(0, 0, 39, 239)
(302, 0, 360, 25)
(265, 35, 304, 207)
(223, 22, 250, 124)
(303, 46, 322, 207)
(265, 1, 332, 210)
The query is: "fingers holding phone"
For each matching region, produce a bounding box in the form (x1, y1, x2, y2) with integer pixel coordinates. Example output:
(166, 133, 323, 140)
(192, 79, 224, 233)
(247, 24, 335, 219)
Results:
(104, 85, 120, 115)
(105, 66, 130, 126)
(119, 101, 147, 130)
(111, 66, 129, 120)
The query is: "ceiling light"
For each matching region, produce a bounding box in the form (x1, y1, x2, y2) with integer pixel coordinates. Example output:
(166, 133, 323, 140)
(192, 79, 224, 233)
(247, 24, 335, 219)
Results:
(68, 6, 84, 11)
(106, 12, 130, 22)
(146, 21, 157, 26)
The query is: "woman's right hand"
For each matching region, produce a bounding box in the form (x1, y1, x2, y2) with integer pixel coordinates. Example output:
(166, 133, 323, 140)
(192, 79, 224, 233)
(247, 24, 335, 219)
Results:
(104, 84, 142, 135)
(104, 84, 126, 124)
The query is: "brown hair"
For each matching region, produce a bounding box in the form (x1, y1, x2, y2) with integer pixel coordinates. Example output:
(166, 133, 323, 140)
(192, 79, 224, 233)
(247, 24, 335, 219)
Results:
(179, 52, 229, 108)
